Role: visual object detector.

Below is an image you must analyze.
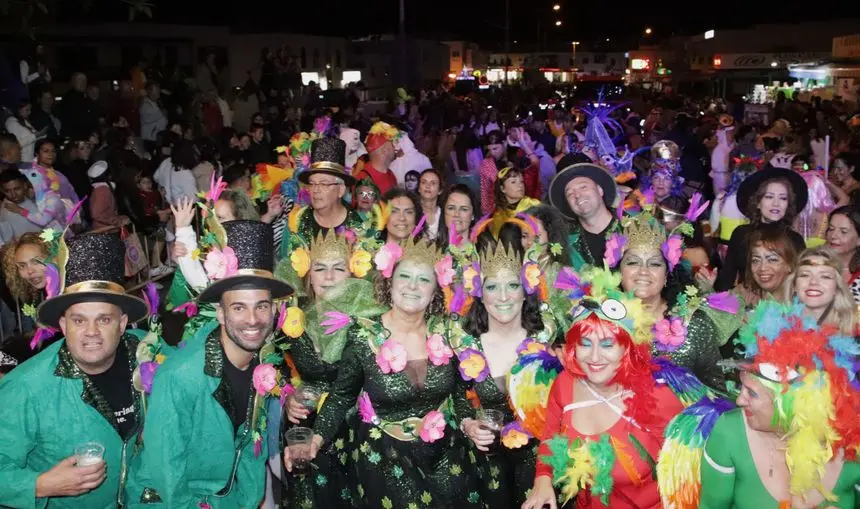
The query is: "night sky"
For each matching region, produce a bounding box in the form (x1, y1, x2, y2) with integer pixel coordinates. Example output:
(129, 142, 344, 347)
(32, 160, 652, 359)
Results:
(54, 0, 860, 49)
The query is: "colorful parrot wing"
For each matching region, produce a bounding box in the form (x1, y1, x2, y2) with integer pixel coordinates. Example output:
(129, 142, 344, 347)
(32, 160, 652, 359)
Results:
(651, 357, 712, 408)
(507, 339, 563, 438)
(657, 396, 735, 509)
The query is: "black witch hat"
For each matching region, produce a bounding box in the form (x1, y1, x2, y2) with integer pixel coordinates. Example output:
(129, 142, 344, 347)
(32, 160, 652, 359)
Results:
(36, 232, 149, 328)
(298, 137, 355, 186)
(197, 220, 294, 303)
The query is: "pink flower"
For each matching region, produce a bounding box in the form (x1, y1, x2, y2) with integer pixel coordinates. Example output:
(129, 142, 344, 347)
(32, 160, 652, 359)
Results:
(653, 317, 687, 352)
(358, 392, 378, 424)
(661, 234, 683, 271)
(174, 301, 198, 318)
(252, 364, 278, 395)
(280, 384, 295, 407)
(434, 255, 455, 287)
(426, 334, 453, 366)
(374, 242, 403, 278)
(376, 339, 407, 374)
(604, 232, 628, 268)
(203, 246, 239, 280)
(420, 410, 446, 443)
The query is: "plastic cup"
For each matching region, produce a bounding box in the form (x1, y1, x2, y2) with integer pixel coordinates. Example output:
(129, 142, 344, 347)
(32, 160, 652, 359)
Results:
(479, 409, 505, 433)
(285, 427, 313, 473)
(74, 442, 105, 467)
(297, 386, 322, 412)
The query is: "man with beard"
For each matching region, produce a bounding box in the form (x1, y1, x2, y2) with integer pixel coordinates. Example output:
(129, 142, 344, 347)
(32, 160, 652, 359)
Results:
(0, 231, 154, 508)
(127, 220, 293, 509)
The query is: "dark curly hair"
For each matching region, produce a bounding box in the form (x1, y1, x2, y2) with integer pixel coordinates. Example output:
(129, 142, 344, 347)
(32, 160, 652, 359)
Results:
(373, 259, 445, 320)
(525, 204, 571, 265)
(464, 238, 545, 337)
(746, 176, 799, 225)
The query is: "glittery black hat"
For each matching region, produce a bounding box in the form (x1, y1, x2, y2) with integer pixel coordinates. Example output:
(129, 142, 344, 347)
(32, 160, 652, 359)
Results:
(298, 137, 355, 186)
(36, 232, 149, 328)
(198, 220, 294, 303)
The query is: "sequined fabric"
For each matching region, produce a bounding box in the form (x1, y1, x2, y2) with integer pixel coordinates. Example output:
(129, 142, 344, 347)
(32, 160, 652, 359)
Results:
(652, 309, 726, 392)
(454, 339, 538, 509)
(314, 321, 482, 508)
(280, 333, 356, 509)
(293, 207, 366, 248)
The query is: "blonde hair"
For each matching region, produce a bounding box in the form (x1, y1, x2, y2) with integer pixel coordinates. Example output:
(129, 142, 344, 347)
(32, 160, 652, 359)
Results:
(790, 246, 857, 335)
(2, 233, 48, 303)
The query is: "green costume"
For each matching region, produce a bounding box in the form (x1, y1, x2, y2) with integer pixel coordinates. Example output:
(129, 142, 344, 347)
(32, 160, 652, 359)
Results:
(126, 333, 270, 509)
(565, 218, 620, 272)
(701, 409, 860, 508)
(0, 330, 149, 509)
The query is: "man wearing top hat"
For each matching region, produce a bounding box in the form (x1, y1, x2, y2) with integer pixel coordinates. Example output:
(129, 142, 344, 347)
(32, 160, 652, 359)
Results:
(127, 220, 293, 509)
(0, 231, 155, 509)
(289, 137, 369, 249)
(549, 157, 621, 271)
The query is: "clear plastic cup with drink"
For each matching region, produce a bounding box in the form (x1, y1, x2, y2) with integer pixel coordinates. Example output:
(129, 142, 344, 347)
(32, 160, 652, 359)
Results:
(297, 386, 322, 412)
(74, 442, 105, 467)
(285, 427, 314, 473)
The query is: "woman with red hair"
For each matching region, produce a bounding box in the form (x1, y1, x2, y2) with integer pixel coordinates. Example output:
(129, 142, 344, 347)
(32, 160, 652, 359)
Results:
(522, 266, 710, 509)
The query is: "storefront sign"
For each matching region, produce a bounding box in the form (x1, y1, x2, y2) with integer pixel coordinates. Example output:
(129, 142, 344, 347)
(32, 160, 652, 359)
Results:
(715, 53, 828, 69)
(833, 35, 860, 59)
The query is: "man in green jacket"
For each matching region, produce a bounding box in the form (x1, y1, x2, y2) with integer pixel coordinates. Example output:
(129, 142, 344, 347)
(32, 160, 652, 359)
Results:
(128, 220, 293, 508)
(0, 231, 157, 509)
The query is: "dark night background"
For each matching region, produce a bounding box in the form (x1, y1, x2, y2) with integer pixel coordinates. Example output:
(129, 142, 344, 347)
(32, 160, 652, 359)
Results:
(44, 0, 860, 47)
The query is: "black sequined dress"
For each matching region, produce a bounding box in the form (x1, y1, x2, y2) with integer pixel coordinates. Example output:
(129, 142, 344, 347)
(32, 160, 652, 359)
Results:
(313, 318, 481, 509)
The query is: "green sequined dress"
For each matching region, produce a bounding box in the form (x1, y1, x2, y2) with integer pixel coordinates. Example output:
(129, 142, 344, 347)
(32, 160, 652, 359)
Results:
(313, 317, 481, 509)
(453, 334, 539, 509)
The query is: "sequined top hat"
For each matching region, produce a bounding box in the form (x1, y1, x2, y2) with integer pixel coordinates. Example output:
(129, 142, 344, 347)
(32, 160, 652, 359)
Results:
(198, 220, 295, 303)
(297, 137, 355, 186)
(37, 231, 149, 328)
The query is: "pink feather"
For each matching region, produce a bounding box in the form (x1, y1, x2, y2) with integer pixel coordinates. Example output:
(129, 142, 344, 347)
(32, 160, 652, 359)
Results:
(411, 214, 427, 238)
(206, 173, 227, 203)
(320, 311, 351, 334)
(447, 221, 462, 247)
(65, 197, 87, 226)
(469, 213, 494, 243)
(277, 302, 288, 331)
(705, 291, 740, 314)
(43, 263, 60, 299)
(515, 213, 539, 236)
(685, 193, 710, 222)
(30, 326, 58, 350)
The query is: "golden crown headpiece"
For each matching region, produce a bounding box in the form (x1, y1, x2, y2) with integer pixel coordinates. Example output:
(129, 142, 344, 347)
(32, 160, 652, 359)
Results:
(479, 242, 522, 280)
(622, 210, 667, 254)
(309, 228, 351, 263)
(399, 236, 443, 267)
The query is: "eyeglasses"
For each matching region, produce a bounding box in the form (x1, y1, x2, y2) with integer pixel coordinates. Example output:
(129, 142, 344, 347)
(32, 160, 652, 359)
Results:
(359, 190, 377, 200)
(307, 182, 343, 190)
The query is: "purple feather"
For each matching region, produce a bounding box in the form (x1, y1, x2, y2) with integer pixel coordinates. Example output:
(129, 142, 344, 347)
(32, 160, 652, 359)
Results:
(44, 263, 60, 299)
(554, 267, 585, 300)
(139, 361, 158, 394)
(29, 326, 58, 350)
(65, 197, 87, 226)
(515, 213, 539, 236)
(411, 214, 426, 238)
(685, 193, 710, 222)
(469, 213, 494, 243)
(447, 221, 462, 247)
(705, 292, 739, 314)
(686, 397, 734, 436)
(450, 284, 467, 314)
(142, 282, 159, 315)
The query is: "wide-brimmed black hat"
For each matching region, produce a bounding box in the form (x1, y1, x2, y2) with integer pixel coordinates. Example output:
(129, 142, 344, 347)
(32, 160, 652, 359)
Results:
(198, 220, 294, 303)
(548, 162, 618, 219)
(297, 137, 355, 187)
(37, 232, 149, 328)
(736, 165, 808, 219)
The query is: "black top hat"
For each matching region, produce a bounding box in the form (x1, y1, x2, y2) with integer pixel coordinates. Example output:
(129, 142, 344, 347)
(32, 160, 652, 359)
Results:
(198, 220, 294, 303)
(548, 162, 618, 220)
(298, 137, 355, 186)
(736, 165, 809, 219)
(37, 232, 149, 328)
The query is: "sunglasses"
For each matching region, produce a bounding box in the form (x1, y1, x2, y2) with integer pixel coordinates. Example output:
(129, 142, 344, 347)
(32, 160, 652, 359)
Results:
(359, 190, 377, 200)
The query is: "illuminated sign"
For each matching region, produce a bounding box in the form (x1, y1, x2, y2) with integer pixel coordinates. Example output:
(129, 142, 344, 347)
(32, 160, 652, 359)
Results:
(705, 30, 715, 40)
(631, 58, 650, 70)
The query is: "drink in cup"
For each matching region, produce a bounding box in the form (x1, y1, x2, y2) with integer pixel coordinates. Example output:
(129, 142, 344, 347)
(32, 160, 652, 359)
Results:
(74, 442, 105, 467)
(297, 386, 322, 412)
(479, 409, 504, 454)
(285, 427, 314, 473)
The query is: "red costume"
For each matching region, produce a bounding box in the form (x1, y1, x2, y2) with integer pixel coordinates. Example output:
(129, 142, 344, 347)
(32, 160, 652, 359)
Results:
(353, 162, 396, 197)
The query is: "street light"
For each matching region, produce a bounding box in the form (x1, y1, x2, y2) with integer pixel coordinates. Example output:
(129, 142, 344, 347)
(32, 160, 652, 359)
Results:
(553, 3, 560, 10)
(571, 41, 580, 73)
(645, 27, 652, 35)
(555, 20, 562, 26)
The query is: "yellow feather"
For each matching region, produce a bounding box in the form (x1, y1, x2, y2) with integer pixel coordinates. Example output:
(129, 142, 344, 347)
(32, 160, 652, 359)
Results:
(558, 443, 595, 503)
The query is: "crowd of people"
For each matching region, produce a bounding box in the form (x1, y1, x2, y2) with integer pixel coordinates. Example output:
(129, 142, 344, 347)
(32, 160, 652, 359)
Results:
(0, 64, 859, 509)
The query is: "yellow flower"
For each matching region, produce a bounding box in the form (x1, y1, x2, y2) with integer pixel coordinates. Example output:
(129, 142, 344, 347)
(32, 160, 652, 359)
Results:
(349, 249, 372, 278)
(191, 248, 201, 261)
(290, 248, 311, 278)
(501, 427, 530, 449)
(288, 206, 306, 234)
(282, 306, 306, 338)
(524, 264, 541, 288)
(155, 353, 166, 364)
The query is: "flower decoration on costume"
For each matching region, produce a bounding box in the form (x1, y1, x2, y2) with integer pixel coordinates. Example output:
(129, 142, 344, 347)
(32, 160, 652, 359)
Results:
(281, 306, 305, 339)
(320, 311, 352, 334)
(661, 234, 684, 271)
(434, 255, 455, 287)
(290, 247, 311, 278)
(374, 242, 403, 278)
(203, 246, 238, 280)
(426, 333, 454, 366)
(501, 421, 533, 449)
(463, 262, 481, 298)
(653, 317, 687, 352)
(458, 348, 490, 382)
(521, 261, 543, 296)
(288, 205, 306, 234)
(349, 249, 372, 278)
(420, 410, 446, 443)
(174, 301, 198, 318)
(138, 361, 159, 394)
(253, 364, 278, 396)
(358, 392, 380, 425)
(376, 339, 408, 374)
(604, 232, 627, 268)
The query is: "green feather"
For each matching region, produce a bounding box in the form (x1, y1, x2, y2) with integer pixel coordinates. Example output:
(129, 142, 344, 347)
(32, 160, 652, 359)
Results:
(588, 434, 616, 505)
(540, 435, 574, 485)
(628, 433, 657, 481)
